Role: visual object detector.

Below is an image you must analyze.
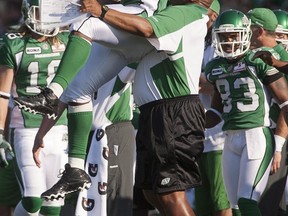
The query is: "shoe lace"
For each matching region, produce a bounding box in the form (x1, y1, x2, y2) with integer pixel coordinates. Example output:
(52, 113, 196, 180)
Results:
(57, 168, 67, 179)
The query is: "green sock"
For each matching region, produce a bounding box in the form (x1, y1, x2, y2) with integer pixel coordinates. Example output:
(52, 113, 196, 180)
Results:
(232, 208, 242, 216)
(52, 34, 92, 90)
(68, 111, 92, 160)
(40, 206, 61, 216)
(22, 197, 43, 213)
(238, 198, 261, 216)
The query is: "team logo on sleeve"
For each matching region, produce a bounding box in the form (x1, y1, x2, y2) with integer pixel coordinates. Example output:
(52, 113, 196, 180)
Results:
(88, 163, 98, 177)
(26, 47, 41, 54)
(212, 68, 223, 75)
(81, 197, 95, 211)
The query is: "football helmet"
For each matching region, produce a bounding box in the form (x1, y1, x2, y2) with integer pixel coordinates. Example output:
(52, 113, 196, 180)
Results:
(212, 9, 251, 59)
(273, 9, 288, 50)
(23, 0, 59, 37)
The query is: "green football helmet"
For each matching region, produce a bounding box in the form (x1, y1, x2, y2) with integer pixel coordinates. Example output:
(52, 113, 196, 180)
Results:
(273, 9, 288, 50)
(212, 9, 251, 59)
(23, 0, 59, 37)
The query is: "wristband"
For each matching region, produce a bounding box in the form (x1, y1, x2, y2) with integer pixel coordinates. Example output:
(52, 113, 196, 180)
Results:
(279, 101, 288, 109)
(0, 91, 10, 100)
(274, 135, 286, 152)
(207, 108, 222, 119)
(99, 5, 109, 20)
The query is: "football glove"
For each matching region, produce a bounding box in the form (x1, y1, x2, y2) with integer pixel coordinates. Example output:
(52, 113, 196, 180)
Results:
(0, 134, 15, 168)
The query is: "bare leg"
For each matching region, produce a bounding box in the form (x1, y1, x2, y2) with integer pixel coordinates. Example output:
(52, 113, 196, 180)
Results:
(143, 190, 195, 216)
(143, 190, 165, 214)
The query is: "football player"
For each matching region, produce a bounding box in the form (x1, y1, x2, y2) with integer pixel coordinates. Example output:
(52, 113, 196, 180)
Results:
(247, 8, 288, 216)
(205, 9, 288, 216)
(32, 0, 213, 215)
(0, 0, 69, 215)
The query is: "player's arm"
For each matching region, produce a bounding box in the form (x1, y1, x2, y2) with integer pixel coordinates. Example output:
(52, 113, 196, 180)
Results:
(199, 73, 215, 95)
(0, 65, 13, 130)
(33, 100, 67, 168)
(0, 65, 15, 167)
(80, 0, 154, 37)
(266, 74, 288, 173)
(205, 85, 223, 128)
(252, 50, 288, 74)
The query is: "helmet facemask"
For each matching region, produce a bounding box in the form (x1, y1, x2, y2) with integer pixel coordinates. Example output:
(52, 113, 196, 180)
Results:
(212, 10, 252, 59)
(275, 28, 288, 51)
(25, 2, 59, 37)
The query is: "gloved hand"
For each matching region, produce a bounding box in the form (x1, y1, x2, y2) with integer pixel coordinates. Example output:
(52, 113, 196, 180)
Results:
(0, 133, 15, 168)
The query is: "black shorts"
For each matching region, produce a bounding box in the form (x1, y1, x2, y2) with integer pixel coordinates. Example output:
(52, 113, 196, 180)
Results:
(135, 95, 205, 194)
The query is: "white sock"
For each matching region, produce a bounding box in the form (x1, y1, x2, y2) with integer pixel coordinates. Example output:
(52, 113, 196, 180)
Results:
(68, 101, 93, 113)
(48, 82, 64, 98)
(14, 201, 40, 216)
(69, 157, 85, 169)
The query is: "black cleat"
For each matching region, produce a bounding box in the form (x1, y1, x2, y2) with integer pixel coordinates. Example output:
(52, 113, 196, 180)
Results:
(14, 87, 59, 119)
(41, 164, 91, 201)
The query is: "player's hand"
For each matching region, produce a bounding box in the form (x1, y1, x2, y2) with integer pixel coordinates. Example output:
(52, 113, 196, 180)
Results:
(0, 134, 15, 168)
(33, 134, 45, 168)
(252, 50, 274, 66)
(80, 0, 101, 16)
(270, 151, 281, 174)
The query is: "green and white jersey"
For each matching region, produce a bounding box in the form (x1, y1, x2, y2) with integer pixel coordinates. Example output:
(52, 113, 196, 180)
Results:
(134, 4, 209, 105)
(0, 31, 69, 128)
(269, 43, 288, 128)
(92, 65, 135, 130)
(146, 4, 208, 54)
(205, 48, 280, 131)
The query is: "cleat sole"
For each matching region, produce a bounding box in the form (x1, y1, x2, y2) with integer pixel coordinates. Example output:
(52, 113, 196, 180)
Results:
(41, 182, 92, 201)
(14, 100, 57, 119)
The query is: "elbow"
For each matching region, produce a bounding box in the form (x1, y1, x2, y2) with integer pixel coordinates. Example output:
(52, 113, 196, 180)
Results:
(137, 21, 154, 38)
(142, 26, 154, 38)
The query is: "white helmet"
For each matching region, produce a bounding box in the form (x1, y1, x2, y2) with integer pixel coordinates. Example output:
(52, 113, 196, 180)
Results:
(23, 0, 59, 37)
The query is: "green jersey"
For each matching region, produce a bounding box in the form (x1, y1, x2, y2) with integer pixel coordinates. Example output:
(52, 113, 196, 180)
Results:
(0, 31, 69, 128)
(205, 48, 280, 131)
